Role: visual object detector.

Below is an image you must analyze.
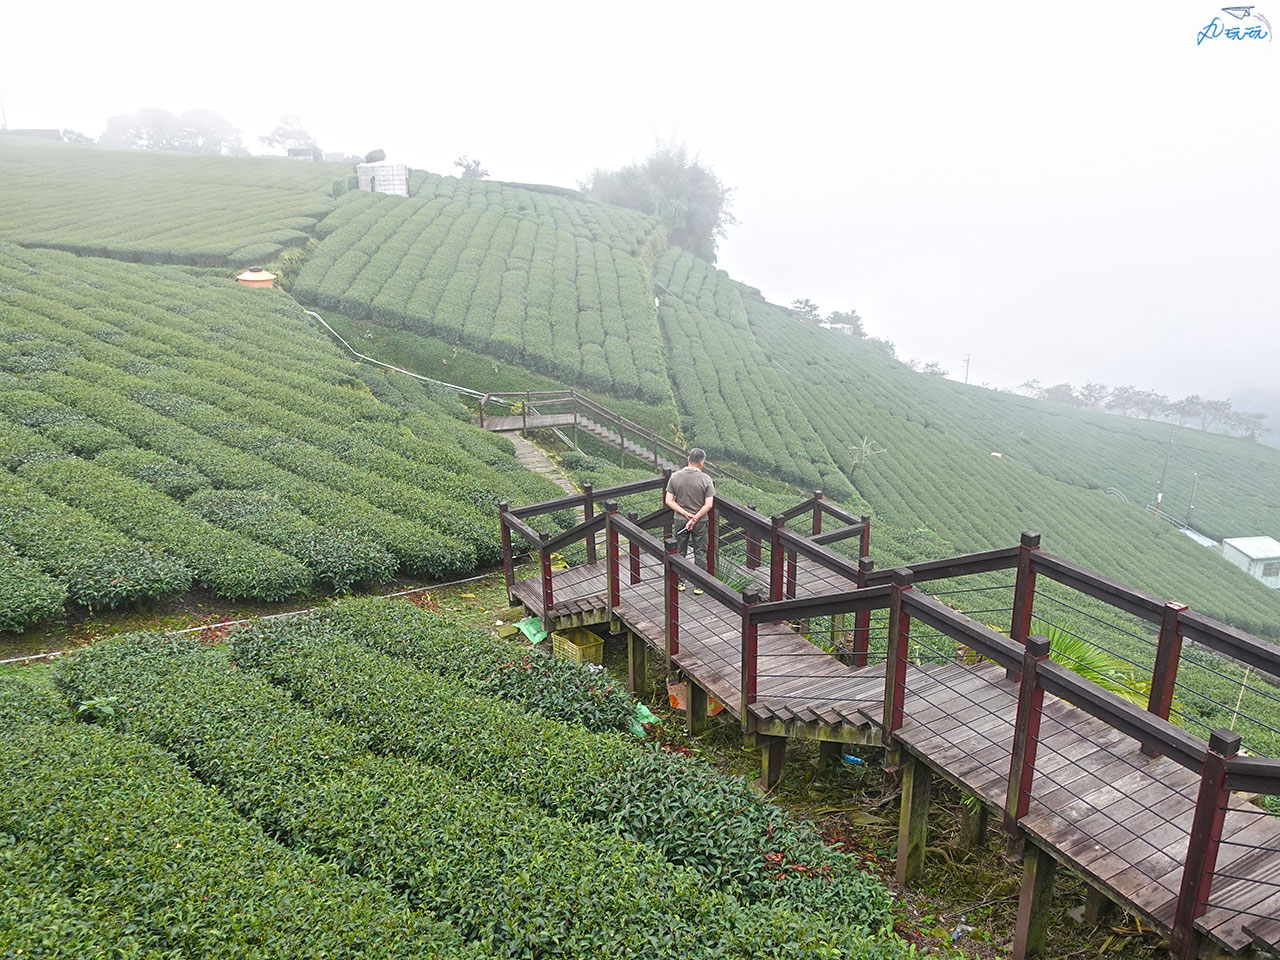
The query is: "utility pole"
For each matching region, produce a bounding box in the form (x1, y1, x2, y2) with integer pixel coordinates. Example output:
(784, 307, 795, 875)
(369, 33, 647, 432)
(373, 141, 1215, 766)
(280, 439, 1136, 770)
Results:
(1186, 472, 1199, 528)
(1154, 427, 1174, 518)
(962, 354, 971, 384)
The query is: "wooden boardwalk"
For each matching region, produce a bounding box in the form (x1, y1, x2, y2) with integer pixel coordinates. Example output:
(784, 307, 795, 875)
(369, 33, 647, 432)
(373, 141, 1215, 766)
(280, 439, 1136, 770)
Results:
(511, 552, 1280, 957)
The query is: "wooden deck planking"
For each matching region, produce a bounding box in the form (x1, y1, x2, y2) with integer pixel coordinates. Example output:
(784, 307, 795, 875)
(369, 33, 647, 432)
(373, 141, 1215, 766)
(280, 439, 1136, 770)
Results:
(512, 557, 1280, 953)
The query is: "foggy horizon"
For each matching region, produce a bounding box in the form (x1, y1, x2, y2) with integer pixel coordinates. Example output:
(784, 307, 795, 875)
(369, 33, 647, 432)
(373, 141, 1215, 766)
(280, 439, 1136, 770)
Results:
(3, 0, 1276, 408)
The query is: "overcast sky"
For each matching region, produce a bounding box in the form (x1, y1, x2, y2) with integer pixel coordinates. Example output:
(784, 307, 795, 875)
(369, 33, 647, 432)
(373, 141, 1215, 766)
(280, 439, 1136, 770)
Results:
(3, 1, 1276, 398)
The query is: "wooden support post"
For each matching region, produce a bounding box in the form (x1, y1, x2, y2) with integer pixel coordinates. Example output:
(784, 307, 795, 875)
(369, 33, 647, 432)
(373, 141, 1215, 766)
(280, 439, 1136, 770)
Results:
(1082, 886, 1115, 924)
(1004, 635, 1050, 857)
(812, 490, 823, 536)
(819, 740, 843, 772)
(757, 734, 786, 790)
(653, 433, 659, 472)
(687, 681, 708, 737)
(626, 511, 641, 585)
(1144, 601, 1188, 757)
(896, 753, 932, 885)
(785, 547, 797, 599)
(478, 395, 486, 429)
(627, 630, 647, 696)
(539, 532, 553, 628)
(882, 569, 914, 750)
(1013, 844, 1057, 960)
(605, 500, 620, 614)
(522, 389, 530, 437)
(745, 504, 761, 569)
(1008, 531, 1041, 680)
(740, 589, 760, 726)
(705, 504, 717, 575)
(571, 390, 578, 450)
(859, 514, 871, 558)
(498, 502, 515, 603)
(1171, 728, 1240, 960)
(959, 798, 989, 850)
(664, 538, 680, 670)
(582, 484, 596, 564)
(830, 612, 847, 663)
(853, 556, 874, 668)
(661, 467, 673, 539)
(769, 515, 785, 601)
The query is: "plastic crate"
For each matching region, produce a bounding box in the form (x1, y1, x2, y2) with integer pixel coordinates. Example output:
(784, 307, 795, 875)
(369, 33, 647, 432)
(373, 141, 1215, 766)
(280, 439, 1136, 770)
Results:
(552, 626, 604, 665)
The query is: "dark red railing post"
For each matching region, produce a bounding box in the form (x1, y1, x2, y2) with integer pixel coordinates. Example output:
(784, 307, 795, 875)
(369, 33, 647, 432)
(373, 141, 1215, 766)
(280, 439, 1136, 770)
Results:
(852, 556, 874, 668)
(498, 502, 515, 603)
(582, 484, 596, 564)
(859, 514, 871, 558)
(706, 504, 717, 575)
(539, 532, 553, 626)
(605, 499, 620, 612)
(812, 490, 823, 536)
(1171, 729, 1240, 960)
(785, 543, 797, 600)
(664, 537, 680, 667)
(741, 588, 761, 725)
(882, 569, 915, 749)
(769, 515, 785, 602)
(478, 395, 487, 428)
(1008, 531, 1041, 679)
(627, 510, 641, 584)
(745, 504, 761, 570)
(661, 468, 673, 539)
(1004, 635, 1051, 851)
(1144, 601, 1189, 758)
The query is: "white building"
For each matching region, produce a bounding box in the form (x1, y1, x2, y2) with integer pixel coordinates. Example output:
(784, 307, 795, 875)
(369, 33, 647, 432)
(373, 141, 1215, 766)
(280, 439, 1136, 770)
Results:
(356, 161, 409, 196)
(1222, 536, 1280, 589)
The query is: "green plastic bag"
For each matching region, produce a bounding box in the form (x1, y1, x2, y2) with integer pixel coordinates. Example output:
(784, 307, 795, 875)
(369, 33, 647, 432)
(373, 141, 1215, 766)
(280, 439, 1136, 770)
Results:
(515, 617, 547, 645)
(630, 702, 661, 738)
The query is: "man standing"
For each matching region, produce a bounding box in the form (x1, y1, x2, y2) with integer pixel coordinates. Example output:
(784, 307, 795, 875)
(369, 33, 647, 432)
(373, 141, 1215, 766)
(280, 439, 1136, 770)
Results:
(665, 448, 715, 594)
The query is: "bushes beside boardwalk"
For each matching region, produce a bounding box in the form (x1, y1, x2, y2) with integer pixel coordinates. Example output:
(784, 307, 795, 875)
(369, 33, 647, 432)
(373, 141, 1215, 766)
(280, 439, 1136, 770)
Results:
(235, 608, 895, 927)
(0, 678, 479, 960)
(54, 634, 905, 960)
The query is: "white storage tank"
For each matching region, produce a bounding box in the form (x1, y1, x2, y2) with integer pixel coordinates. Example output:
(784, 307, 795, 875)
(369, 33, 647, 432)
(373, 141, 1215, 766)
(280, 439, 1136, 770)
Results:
(356, 161, 409, 196)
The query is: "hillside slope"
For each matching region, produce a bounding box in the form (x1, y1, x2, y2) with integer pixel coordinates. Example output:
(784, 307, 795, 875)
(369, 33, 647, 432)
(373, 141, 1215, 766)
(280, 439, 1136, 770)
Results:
(0, 138, 342, 265)
(0, 244, 562, 631)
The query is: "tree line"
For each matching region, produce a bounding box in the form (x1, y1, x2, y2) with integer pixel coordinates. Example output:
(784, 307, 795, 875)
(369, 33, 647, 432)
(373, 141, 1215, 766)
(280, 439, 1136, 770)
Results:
(1016, 380, 1269, 440)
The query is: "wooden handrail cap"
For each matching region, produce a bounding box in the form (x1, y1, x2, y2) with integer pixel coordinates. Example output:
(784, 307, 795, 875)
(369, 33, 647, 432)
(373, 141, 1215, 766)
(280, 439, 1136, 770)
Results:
(1021, 531, 1042, 547)
(1026, 635, 1051, 658)
(1209, 728, 1242, 756)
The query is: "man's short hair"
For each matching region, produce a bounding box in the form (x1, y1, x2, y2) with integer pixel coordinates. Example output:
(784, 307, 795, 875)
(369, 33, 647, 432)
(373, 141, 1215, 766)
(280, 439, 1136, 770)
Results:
(688, 448, 706, 465)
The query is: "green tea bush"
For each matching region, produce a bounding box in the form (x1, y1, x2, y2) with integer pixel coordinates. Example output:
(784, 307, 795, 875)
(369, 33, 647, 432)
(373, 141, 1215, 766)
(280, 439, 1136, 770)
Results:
(186, 488, 396, 593)
(0, 541, 67, 632)
(56, 636, 906, 960)
(0, 469, 192, 610)
(0, 679, 481, 959)
(317, 597, 635, 731)
(235, 612, 895, 928)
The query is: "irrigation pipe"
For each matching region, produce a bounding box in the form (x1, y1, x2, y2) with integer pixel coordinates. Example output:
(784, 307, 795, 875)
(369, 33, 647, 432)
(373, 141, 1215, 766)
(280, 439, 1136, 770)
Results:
(0, 561, 535, 666)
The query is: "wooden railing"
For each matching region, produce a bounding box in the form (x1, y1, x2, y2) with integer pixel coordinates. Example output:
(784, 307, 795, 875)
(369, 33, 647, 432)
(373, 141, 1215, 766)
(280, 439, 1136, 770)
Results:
(502, 485, 1280, 958)
(478, 389, 742, 480)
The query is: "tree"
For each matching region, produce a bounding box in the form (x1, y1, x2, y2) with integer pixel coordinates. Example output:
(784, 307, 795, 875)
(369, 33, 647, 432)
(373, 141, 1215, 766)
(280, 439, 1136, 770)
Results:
(62, 129, 93, 144)
(790, 298, 821, 323)
(364, 148, 386, 163)
(1042, 382, 1079, 405)
(1132, 390, 1169, 420)
(1106, 385, 1138, 416)
(826, 309, 865, 337)
(1201, 398, 1233, 431)
(922, 361, 949, 377)
(581, 141, 736, 262)
(99, 107, 241, 155)
(454, 155, 489, 180)
(1016, 379, 1043, 398)
(1170, 395, 1202, 426)
(1231, 411, 1268, 440)
(260, 115, 314, 151)
(1078, 382, 1109, 408)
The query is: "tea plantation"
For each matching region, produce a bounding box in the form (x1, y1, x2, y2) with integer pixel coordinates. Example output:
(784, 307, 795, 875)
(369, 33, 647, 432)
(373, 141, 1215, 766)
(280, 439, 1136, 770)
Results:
(0, 600, 909, 959)
(0, 138, 342, 265)
(0, 243, 562, 630)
